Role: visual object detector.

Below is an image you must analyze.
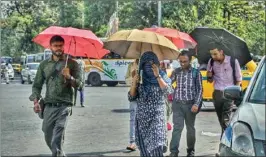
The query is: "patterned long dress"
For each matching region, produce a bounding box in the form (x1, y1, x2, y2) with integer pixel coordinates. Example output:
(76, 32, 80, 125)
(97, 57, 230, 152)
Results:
(128, 80, 172, 156)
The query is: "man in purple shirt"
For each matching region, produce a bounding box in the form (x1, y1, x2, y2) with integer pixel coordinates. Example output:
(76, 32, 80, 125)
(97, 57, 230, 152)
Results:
(207, 43, 242, 140)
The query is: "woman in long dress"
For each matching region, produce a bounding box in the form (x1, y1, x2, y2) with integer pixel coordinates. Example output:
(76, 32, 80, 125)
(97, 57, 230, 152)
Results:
(128, 51, 173, 156)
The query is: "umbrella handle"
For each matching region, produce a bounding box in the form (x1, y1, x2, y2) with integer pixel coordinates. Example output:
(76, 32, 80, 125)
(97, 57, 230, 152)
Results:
(85, 53, 92, 65)
(65, 54, 69, 68)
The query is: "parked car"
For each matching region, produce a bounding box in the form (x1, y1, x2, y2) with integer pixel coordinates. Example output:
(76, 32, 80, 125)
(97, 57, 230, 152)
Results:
(1, 63, 14, 80)
(21, 63, 40, 84)
(219, 56, 265, 156)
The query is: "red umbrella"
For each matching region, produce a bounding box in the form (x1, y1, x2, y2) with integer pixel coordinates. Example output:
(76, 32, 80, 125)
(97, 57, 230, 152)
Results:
(143, 27, 197, 49)
(32, 26, 106, 59)
(76, 46, 110, 59)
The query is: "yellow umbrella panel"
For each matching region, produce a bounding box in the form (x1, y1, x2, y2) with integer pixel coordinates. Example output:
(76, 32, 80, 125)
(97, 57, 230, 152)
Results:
(104, 29, 180, 61)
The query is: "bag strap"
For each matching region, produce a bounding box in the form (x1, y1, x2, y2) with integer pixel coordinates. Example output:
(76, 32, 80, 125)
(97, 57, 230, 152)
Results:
(210, 58, 215, 75)
(230, 57, 237, 85)
(45, 61, 61, 84)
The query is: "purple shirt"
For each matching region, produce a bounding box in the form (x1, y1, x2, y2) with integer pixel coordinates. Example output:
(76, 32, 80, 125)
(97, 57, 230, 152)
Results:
(207, 55, 242, 91)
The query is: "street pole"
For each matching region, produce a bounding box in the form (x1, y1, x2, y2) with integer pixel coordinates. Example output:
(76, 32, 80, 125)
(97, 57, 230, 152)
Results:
(158, 0, 162, 27)
(82, 0, 85, 28)
(0, 0, 3, 84)
(115, 0, 119, 18)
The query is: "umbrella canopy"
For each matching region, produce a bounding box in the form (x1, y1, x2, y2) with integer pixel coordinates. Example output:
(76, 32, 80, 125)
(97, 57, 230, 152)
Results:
(32, 26, 104, 58)
(190, 27, 252, 66)
(143, 27, 197, 49)
(72, 47, 109, 59)
(104, 29, 179, 61)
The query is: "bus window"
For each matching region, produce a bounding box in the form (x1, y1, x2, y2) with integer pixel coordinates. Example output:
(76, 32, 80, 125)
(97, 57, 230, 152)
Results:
(27, 55, 36, 63)
(36, 54, 43, 62)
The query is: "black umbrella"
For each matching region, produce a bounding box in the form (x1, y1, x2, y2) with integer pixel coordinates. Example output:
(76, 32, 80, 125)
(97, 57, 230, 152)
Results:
(190, 27, 252, 66)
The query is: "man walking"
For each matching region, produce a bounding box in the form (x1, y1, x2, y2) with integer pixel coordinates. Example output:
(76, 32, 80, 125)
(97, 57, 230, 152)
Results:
(169, 51, 203, 157)
(29, 35, 82, 156)
(207, 43, 242, 139)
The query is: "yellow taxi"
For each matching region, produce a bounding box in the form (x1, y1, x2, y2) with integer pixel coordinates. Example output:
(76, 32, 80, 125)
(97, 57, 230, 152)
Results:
(12, 64, 22, 73)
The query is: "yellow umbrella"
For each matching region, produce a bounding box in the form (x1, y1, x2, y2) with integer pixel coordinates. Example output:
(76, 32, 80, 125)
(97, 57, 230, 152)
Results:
(104, 29, 180, 61)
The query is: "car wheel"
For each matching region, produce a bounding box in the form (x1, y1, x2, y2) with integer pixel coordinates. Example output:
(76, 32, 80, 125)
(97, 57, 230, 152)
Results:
(28, 75, 32, 84)
(88, 72, 102, 86)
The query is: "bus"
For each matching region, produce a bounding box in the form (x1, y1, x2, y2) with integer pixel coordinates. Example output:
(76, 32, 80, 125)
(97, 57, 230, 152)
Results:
(1, 56, 13, 63)
(36, 49, 52, 62)
(20, 54, 37, 65)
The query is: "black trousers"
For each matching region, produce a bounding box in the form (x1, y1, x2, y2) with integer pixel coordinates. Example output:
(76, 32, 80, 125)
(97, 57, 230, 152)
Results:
(213, 90, 233, 139)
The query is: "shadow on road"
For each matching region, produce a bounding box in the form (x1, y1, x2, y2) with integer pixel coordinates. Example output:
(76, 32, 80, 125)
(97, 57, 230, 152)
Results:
(29, 149, 133, 156)
(111, 109, 130, 113)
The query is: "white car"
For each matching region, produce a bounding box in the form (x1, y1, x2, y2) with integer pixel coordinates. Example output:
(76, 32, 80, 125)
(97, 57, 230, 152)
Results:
(1, 63, 14, 80)
(21, 63, 40, 84)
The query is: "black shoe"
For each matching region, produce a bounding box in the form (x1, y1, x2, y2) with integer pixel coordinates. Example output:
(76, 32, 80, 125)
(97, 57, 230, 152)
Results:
(81, 104, 85, 107)
(169, 152, 178, 157)
(187, 148, 195, 157)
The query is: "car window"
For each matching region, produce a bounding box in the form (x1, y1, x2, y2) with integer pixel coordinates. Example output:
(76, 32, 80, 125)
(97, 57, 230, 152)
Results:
(249, 61, 265, 104)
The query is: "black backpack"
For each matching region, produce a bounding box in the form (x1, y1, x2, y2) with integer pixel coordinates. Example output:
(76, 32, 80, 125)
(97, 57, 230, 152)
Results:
(210, 57, 237, 85)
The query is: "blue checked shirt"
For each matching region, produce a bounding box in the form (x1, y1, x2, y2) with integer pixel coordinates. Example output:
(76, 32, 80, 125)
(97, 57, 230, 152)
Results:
(170, 67, 203, 106)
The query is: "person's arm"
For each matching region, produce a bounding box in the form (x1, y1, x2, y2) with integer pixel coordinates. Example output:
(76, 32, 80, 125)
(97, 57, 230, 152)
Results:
(170, 68, 176, 83)
(152, 64, 173, 95)
(128, 74, 139, 101)
(234, 59, 242, 86)
(206, 59, 214, 83)
(29, 63, 45, 102)
(63, 61, 83, 88)
(194, 71, 203, 106)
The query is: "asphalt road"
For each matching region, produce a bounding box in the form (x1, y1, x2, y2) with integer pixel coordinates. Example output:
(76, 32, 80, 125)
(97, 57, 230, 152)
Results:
(1, 84, 222, 156)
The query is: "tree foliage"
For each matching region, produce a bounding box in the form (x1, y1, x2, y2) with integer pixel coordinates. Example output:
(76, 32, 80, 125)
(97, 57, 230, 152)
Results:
(1, 0, 265, 57)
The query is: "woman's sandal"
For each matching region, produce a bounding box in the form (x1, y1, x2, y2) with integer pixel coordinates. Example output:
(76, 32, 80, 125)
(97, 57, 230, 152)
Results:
(126, 144, 137, 151)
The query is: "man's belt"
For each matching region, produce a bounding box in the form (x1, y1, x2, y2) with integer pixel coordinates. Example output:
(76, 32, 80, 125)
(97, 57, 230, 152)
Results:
(46, 102, 72, 107)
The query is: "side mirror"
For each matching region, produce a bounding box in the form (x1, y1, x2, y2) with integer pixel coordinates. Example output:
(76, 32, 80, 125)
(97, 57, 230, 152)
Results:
(224, 86, 242, 103)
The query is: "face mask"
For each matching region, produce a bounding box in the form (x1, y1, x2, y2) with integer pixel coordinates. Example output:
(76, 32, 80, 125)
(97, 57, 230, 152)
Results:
(143, 62, 154, 77)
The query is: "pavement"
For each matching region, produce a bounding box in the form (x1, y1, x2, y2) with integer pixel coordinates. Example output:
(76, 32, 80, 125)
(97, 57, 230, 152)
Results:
(1, 83, 222, 156)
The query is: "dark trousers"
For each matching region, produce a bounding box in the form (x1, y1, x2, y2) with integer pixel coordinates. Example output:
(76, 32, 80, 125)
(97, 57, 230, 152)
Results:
(170, 100, 196, 153)
(42, 105, 71, 157)
(74, 88, 84, 106)
(213, 90, 233, 139)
